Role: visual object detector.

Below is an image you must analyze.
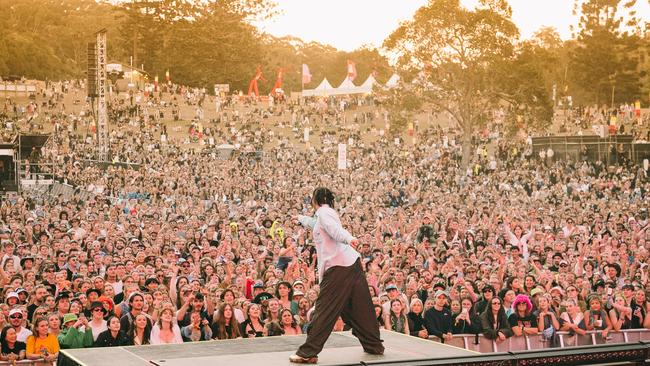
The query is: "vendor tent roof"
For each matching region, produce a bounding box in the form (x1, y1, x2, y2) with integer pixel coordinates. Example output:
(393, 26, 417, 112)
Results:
(302, 78, 335, 97)
(385, 74, 401, 88)
(359, 74, 379, 93)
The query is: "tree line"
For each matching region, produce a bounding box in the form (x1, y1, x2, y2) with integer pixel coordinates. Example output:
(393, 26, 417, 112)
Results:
(0, 0, 647, 109)
(0, 0, 392, 93)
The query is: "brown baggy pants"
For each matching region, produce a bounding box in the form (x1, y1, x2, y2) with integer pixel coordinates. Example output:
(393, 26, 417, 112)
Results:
(297, 258, 384, 358)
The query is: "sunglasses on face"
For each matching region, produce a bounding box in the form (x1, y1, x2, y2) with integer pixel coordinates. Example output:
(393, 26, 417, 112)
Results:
(492, 302, 501, 305)
(10, 315, 22, 319)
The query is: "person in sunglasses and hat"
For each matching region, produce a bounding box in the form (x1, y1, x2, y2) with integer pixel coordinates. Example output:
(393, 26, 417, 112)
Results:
(289, 187, 383, 364)
(86, 302, 108, 341)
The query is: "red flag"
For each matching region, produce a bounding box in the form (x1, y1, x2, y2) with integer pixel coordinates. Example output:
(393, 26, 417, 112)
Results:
(347, 60, 357, 81)
(302, 64, 312, 85)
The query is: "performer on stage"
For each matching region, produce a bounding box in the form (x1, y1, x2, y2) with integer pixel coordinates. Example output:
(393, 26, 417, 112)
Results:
(289, 187, 384, 364)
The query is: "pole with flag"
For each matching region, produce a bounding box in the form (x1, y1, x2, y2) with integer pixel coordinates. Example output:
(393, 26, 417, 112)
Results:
(302, 64, 312, 91)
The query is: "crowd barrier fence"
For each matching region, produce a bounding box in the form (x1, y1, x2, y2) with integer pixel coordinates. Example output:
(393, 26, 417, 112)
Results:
(0, 359, 48, 366)
(431, 328, 650, 353)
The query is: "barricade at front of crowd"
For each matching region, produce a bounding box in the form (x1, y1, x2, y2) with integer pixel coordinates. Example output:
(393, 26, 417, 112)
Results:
(0, 360, 46, 366)
(429, 329, 650, 352)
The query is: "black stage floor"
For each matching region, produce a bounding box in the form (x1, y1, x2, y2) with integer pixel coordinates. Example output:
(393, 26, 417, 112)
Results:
(59, 330, 478, 366)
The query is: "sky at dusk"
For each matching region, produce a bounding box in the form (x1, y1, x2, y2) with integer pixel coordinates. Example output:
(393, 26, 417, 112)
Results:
(256, 0, 649, 51)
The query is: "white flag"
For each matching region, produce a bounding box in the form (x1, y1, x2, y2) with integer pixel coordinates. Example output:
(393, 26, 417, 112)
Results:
(337, 144, 347, 170)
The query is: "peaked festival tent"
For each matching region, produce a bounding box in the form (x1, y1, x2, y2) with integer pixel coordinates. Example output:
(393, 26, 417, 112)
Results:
(302, 78, 335, 96)
(358, 74, 378, 93)
(385, 74, 401, 88)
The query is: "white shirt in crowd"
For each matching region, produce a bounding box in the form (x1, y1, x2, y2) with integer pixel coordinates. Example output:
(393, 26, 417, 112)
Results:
(16, 327, 32, 343)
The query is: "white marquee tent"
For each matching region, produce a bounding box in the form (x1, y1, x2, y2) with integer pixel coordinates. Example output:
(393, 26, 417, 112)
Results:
(302, 73, 404, 96)
(358, 74, 378, 94)
(302, 78, 335, 97)
(385, 74, 400, 88)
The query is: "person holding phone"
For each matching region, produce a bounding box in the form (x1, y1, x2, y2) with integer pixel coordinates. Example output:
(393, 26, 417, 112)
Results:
(289, 187, 383, 364)
(26, 318, 58, 363)
(584, 296, 612, 339)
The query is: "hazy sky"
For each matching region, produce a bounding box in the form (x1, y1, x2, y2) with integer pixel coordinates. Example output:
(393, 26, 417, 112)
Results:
(256, 0, 649, 51)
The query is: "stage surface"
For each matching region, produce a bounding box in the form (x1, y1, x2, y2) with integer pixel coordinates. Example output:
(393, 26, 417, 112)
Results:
(59, 330, 477, 366)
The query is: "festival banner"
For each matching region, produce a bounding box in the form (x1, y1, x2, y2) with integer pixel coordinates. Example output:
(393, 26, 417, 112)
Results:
(302, 64, 312, 85)
(347, 60, 357, 81)
(337, 144, 347, 170)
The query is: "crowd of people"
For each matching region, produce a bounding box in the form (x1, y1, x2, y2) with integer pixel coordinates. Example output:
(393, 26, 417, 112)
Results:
(0, 79, 648, 363)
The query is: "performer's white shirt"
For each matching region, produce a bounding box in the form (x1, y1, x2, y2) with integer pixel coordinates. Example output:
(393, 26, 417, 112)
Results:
(299, 204, 359, 283)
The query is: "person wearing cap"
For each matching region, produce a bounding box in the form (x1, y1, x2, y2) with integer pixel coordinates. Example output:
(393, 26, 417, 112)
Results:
(87, 301, 108, 341)
(55, 292, 71, 319)
(5, 292, 20, 307)
(423, 290, 453, 342)
(250, 281, 264, 299)
(57, 313, 93, 349)
(20, 256, 34, 271)
(290, 187, 383, 364)
(474, 285, 496, 316)
(292, 280, 306, 293)
(381, 284, 409, 316)
(15, 288, 28, 305)
(8, 308, 31, 342)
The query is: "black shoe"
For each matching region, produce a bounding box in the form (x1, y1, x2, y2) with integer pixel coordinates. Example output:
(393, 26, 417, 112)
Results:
(364, 349, 384, 356)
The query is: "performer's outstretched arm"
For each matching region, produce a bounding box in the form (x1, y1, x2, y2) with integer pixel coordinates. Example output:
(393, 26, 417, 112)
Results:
(298, 215, 316, 230)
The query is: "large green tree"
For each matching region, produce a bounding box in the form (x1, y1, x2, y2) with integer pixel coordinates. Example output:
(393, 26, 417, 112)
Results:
(0, 0, 119, 79)
(384, 0, 520, 167)
(0, 0, 391, 92)
(569, 0, 643, 105)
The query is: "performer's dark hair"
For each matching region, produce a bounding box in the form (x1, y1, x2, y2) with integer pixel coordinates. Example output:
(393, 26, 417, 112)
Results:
(312, 187, 335, 208)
